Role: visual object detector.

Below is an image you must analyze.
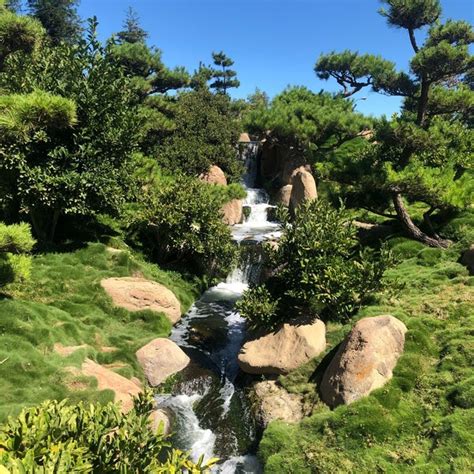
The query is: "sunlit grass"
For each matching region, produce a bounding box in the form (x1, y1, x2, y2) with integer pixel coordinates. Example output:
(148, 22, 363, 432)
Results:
(0, 243, 199, 422)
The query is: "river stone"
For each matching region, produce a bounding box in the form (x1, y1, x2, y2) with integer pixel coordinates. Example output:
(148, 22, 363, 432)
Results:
(100, 277, 181, 324)
(221, 199, 243, 225)
(239, 132, 251, 143)
(149, 408, 173, 435)
(238, 320, 326, 375)
(136, 338, 190, 386)
(282, 163, 311, 186)
(320, 315, 407, 408)
(252, 380, 305, 427)
(290, 170, 318, 210)
(199, 165, 227, 186)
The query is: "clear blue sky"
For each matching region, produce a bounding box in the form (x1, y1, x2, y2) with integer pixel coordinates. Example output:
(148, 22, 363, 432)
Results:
(78, 0, 473, 117)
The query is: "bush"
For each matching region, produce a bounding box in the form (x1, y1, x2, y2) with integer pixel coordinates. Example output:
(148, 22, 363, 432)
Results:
(0, 222, 35, 286)
(0, 4, 44, 68)
(236, 285, 280, 330)
(0, 391, 217, 472)
(125, 174, 238, 277)
(238, 200, 389, 329)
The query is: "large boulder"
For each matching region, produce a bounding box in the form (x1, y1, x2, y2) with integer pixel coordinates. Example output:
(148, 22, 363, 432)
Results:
(221, 199, 243, 225)
(101, 277, 181, 324)
(290, 170, 317, 209)
(136, 338, 190, 386)
(238, 320, 326, 375)
(252, 380, 306, 427)
(275, 184, 293, 207)
(460, 244, 474, 275)
(320, 315, 407, 408)
(200, 165, 227, 186)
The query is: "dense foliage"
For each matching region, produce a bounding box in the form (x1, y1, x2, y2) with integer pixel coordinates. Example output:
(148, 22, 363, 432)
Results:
(27, 0, 82, 44)
(0, 0, 44, 68)
(126, 174, 240, 277)
(0, 20, 140, 241)
(244, 86, 371, 163)
(157, 88, 243, 181)
(315, 0, 474, 247)
(237, 200, 389, 329)
(0, 391, 217, 472)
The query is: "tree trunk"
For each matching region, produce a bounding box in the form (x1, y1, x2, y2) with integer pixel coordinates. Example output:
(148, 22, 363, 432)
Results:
(392, 193, 450, 248)
(417, 79, 430, 127)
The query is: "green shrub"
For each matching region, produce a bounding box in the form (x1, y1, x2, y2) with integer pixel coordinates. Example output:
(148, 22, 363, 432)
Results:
(157, 88, 244, 182)
(239, 200, 390, 329)
(0, 222, 35, 286)
(0, 5, 44, 68)
(0, 391, 217, 472)
(125, 174, 237, 278)
(236, 285, 280, 330)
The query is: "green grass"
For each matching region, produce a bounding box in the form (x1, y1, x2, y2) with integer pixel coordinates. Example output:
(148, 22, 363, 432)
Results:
(260, 236, 474, 473)
(0, 242, 200, 422)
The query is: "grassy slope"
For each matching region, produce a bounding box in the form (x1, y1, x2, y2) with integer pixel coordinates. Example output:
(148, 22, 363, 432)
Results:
(0, 242, 200, 422)
(260, 230, 474, 472)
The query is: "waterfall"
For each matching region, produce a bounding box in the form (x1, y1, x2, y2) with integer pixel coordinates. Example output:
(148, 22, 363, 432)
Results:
(156, 143, 278, 473)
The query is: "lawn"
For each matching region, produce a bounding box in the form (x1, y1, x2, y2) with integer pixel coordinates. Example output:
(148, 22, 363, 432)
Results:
(260, 234, 474, 472)
(0, 242, 200, 422)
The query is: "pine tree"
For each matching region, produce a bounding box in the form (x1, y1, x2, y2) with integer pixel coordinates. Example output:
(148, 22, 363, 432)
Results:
(117, 7, 147, 44)
(210, 51, 240, 94)
(315, 0, 473, 248)
(27, 0, 81, 44)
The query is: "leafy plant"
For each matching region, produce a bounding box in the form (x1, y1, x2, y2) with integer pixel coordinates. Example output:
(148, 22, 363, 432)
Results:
(238, 200, 390, 328)
(0, 391, 218, 472)
(236, 285, 280, 330)
(157, 88, 243, 182)
(125, 174, 238, 278)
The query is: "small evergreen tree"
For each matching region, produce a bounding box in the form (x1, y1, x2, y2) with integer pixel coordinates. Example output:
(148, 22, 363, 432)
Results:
(110, 9, 189, 98)
(117, 6, 147, 44)
(210, 51, 240, 94)
(0, 19, 140, 242)
(27, 0, 81, 44)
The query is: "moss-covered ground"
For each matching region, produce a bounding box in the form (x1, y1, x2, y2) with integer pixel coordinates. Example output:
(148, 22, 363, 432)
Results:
(260, 221, 474, 472)
(0, 242, 200, 422)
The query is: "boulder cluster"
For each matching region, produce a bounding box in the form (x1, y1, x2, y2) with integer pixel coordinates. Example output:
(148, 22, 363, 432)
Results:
(239, 314, 407, 424)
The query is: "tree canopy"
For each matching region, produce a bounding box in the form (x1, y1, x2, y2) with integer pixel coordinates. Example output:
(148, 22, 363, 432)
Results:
(315, 0, 473, 247)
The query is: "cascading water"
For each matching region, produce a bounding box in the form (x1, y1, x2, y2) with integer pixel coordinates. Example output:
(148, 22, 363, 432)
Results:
(156, 143, 279, 473)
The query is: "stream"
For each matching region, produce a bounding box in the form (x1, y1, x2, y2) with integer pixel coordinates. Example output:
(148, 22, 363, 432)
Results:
(156, 143, 280, 473)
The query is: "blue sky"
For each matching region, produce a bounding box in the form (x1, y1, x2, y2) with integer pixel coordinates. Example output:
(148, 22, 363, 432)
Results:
(78, 0, 473, 117)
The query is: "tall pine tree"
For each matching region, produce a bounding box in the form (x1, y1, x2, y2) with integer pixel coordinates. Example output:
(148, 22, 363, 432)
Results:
(27, 0, 81, 44)
(210, 51, 240, 94)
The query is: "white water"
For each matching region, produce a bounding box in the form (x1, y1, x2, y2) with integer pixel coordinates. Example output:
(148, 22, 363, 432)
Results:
(156, 143, 278, 473)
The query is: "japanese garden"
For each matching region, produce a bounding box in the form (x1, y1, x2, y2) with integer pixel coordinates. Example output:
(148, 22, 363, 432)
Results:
(0, 0, 472, 472)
